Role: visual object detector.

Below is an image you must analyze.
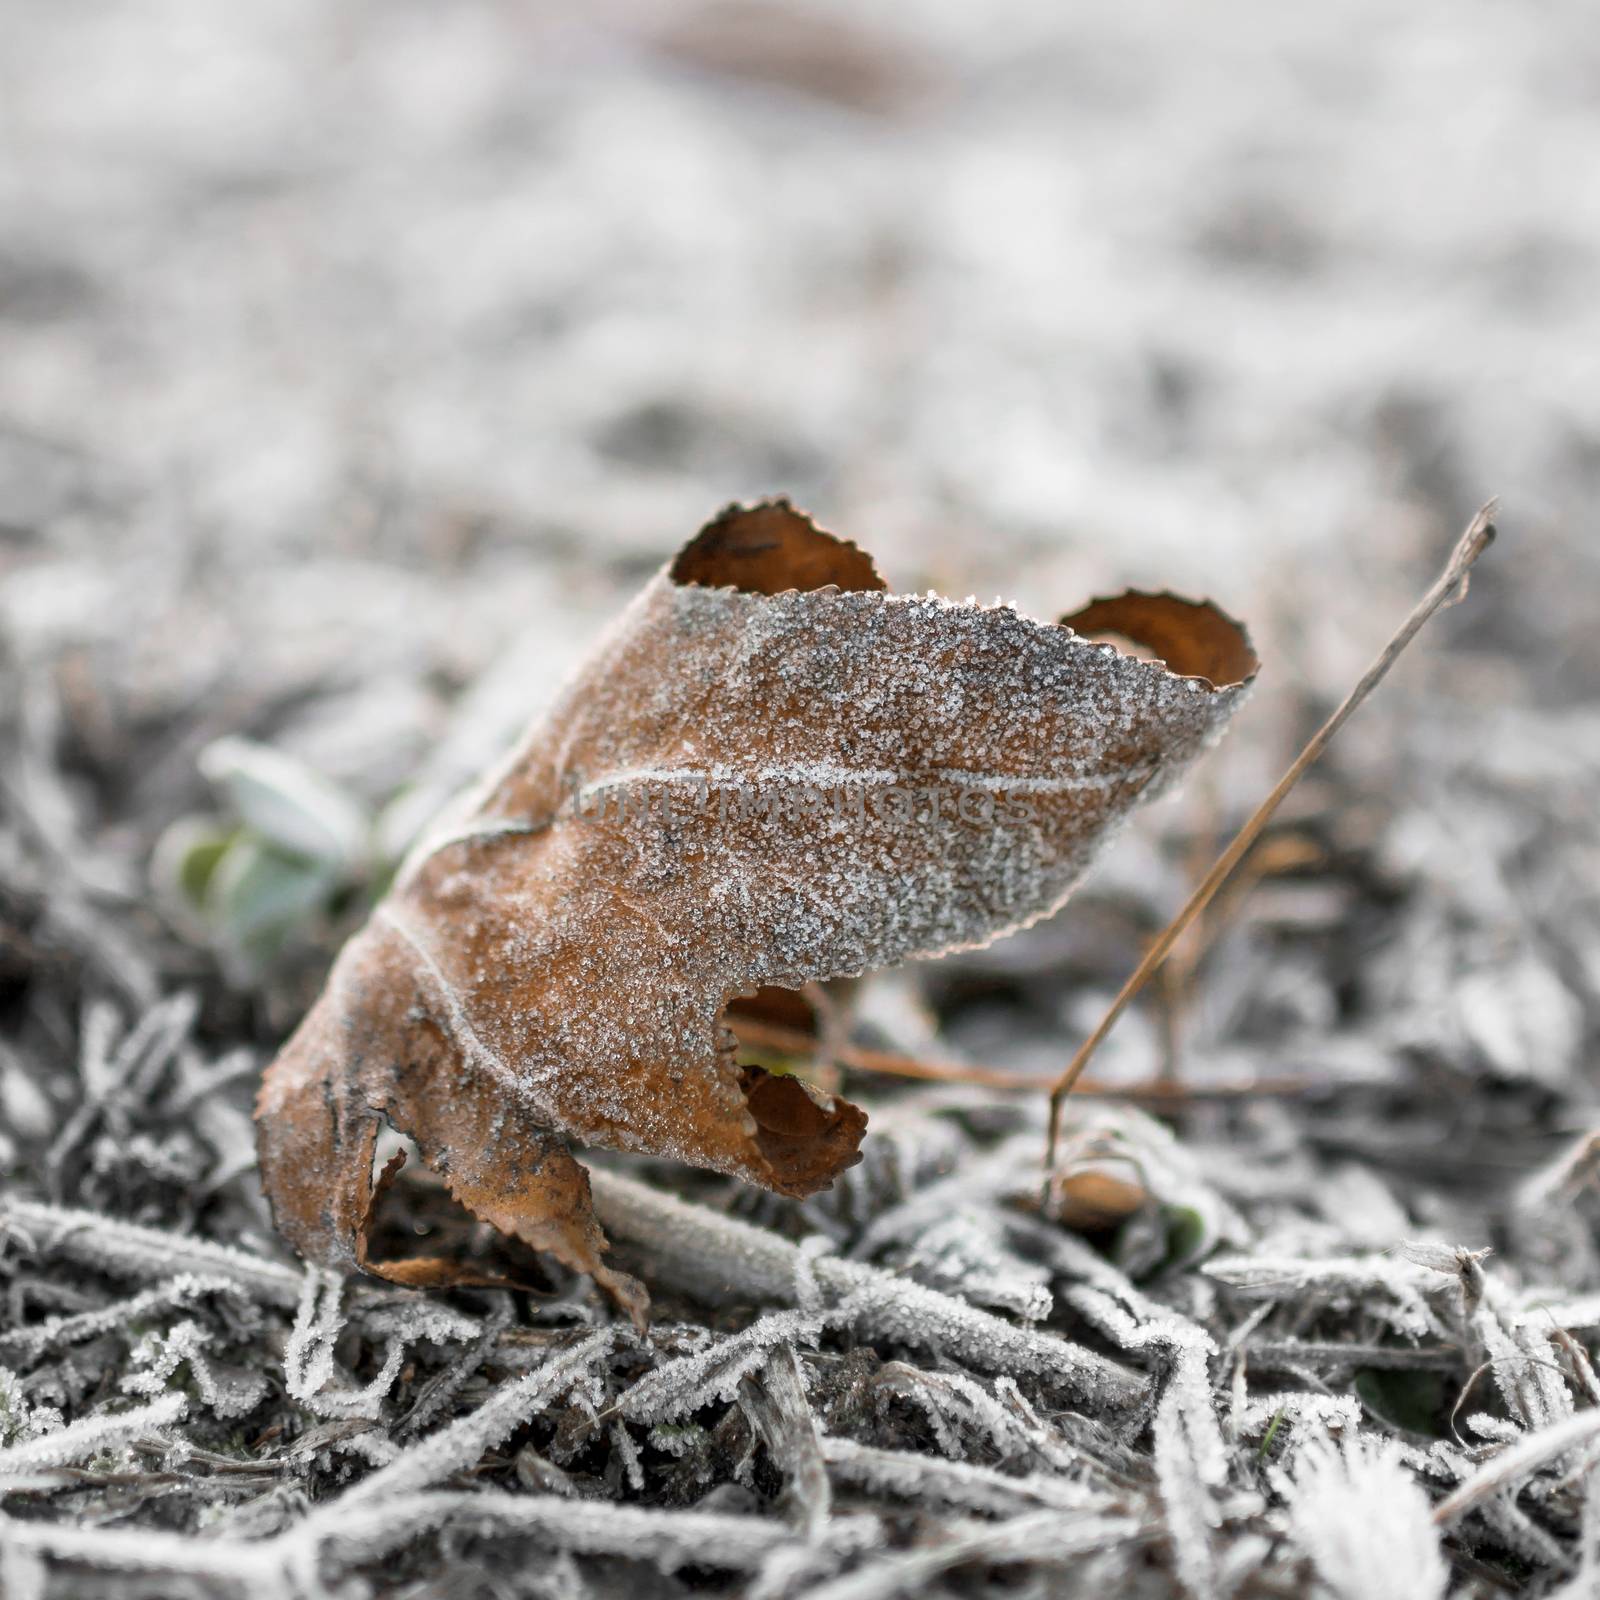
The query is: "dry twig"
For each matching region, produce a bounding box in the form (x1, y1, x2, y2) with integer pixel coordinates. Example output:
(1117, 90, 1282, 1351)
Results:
(1046, 503, 1498, 1164)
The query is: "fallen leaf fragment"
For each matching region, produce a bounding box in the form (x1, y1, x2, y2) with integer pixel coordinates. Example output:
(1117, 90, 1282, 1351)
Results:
(256, 501, 1257, 1322)
(1049, 1167, 1152, 1233)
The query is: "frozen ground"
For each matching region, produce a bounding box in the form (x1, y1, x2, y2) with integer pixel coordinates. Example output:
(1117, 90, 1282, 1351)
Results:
(3, 1, 1600, 1595)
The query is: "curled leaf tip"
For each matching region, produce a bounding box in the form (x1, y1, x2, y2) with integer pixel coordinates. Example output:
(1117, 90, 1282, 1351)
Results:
(670, 500, 887, 595)
(1061, 592, 1259, 689)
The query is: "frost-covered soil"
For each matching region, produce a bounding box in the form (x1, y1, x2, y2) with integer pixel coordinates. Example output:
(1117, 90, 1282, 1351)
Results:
(4, 2, 1600, 1596)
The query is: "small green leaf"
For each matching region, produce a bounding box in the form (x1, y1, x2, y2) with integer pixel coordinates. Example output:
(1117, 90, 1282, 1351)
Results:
(205, 836, 338, 966)
(732, 1047, 805, 1077)
(151, 818, 238, 910)
(1161, 1203, 1215, 1270)
(178, 831, 234, 905)
(1355, 1367, 1447, 1437)
(199, 736, 371, 871)
(1257, 1406, 1287, 1459)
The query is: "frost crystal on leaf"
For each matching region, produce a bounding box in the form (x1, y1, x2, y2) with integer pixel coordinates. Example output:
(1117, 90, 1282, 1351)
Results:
(1287, 1436, 1448, 1600)
(0, 1393, 187, 1476)
(619, 1310, 824, 1424)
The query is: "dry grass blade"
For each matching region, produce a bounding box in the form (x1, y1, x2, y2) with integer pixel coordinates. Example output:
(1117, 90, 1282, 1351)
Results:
(586, 1167, 1146, 1404)
(1046, 502, 1499, 1165)
(728, 1014, 1314, 1101)
(1433, 1409, 1600, 1527)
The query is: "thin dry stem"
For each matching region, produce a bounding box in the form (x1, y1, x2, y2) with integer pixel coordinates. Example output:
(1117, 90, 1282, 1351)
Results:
(1046, 502, 1499, 1166)
(726, 1014, 1314, 1102)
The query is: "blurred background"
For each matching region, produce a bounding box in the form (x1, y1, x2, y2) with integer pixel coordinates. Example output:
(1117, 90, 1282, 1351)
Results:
(2, 0, 1598, 1082)
(6, 0, 1598, 702)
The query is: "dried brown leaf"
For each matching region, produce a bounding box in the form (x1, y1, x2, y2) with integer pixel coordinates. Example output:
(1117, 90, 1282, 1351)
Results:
(256, 502, 1255, 1321)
